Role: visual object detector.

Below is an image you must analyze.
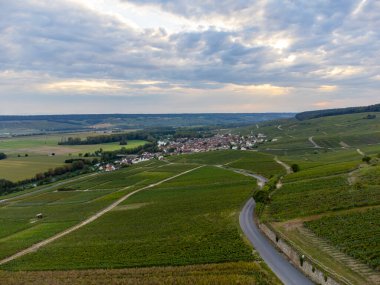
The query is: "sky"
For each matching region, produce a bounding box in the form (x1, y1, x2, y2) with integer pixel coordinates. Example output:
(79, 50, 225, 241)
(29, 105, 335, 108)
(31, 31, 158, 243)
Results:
(0, 0, 379, 114)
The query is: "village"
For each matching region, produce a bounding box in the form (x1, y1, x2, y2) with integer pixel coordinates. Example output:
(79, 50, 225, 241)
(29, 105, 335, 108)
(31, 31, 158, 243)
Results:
(98, 133, 267, 172)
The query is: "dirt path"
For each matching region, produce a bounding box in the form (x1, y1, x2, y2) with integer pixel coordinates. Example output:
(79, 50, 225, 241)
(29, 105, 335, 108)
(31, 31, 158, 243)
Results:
(308, 136, 322, 148)
(340, 141, 350, 148)
(0, 165, 203, 266)
(0, 173, 99, 204)
(356, 149, 365, 156)
(275, 157, 293, 174)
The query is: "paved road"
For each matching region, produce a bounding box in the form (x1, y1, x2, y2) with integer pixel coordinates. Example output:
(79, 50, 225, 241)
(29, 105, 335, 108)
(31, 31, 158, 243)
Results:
(0, 166, 203, 266)
(240, 198, 314, 285)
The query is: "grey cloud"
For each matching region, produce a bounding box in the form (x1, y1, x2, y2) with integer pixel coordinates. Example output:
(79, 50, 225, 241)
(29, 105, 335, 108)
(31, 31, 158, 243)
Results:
(0, 0, 379, 114)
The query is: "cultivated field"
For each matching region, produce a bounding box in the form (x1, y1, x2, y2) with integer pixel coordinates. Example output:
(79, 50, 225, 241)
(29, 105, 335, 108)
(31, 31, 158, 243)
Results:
(0, 262, 280, 285)
(1, 112, 379, 284)
(0, 161, 192, 262)
(305, 208, 380, 270)
(169, 150, 284, 177)
(257, 113, 380, 284)
(1, 166, 257, 270)
(0, 133, 147, 181)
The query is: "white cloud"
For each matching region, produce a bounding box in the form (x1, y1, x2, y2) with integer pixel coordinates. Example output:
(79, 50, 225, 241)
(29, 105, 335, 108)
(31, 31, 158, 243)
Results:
(0, 0, 379, 114)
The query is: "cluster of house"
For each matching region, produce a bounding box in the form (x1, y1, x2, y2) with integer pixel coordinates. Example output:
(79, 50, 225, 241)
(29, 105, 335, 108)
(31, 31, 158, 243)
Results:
(158, 133, 267, 154)
(97, 152, 164, 172)
(96, 133, 268, 172)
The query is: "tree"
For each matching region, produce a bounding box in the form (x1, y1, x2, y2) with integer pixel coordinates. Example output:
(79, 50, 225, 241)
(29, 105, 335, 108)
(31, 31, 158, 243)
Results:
(362, 156, 371, 164)
(0, 153, 6, 160)
(291, 163, 300, 172)
(253, 190, 270, 204)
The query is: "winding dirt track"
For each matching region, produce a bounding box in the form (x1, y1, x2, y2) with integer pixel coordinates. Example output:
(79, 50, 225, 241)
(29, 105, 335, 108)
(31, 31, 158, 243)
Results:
(308, 136, 322, 148)
(0, 166, 203, 266)
(275, 157, 293, 174)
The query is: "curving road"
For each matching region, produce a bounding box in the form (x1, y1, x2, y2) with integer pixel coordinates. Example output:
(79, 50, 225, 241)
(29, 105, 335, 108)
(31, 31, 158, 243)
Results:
(240, 198, 314, 285)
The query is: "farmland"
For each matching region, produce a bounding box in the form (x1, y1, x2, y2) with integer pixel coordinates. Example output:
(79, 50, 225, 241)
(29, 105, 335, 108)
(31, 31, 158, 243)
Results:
(0, 133, 147, 181)
(1, 111, 379, 284)
(0, 161, 194, 261)
(1, 166, 257, 270)
(0, 262, 280, 285)
(252, 112, 380, 284)
(0, 152, 281, 284)
(169, 150, 284, 177)
(305, 208, 380, 270)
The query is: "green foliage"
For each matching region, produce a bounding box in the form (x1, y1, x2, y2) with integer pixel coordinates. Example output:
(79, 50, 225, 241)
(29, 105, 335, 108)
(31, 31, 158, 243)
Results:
(169, 150, 285, 178)
(291, 163, 300, 172)
(0, 262, 281, 285)
(364, 114, 376, 119)
(295, 103, 380, 120)
(253, 190, 270, 203)
(0, 162, 191, 262)
(305, 208, 380, 270)
(0, 179, 15, 195)
(268, 174, 380, 220)
(283, 161, 358, 182)
(362, 156, 371, 163)
(0, 152, 6, 160)
(2, 167, 255, 270)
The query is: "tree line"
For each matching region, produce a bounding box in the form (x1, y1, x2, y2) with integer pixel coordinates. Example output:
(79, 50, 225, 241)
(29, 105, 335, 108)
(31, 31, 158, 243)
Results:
(0, 160, 93, 196)
(295, 103, 380, 120)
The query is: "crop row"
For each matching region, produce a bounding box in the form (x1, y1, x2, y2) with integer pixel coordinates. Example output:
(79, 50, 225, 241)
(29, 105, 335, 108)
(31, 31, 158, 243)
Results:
(305, 208, 380, 270)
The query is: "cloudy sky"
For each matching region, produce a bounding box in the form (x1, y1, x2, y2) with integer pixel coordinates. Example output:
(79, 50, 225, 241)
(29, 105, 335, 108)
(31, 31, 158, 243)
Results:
(0, 0, 379, 114)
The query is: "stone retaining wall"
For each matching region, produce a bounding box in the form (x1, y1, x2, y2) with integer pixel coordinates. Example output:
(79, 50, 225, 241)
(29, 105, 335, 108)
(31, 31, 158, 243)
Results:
(259, 223, 342, 285)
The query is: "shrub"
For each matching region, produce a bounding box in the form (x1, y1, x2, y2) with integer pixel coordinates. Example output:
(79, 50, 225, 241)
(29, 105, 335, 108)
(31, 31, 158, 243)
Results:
(253, 190, 270, 204)
(0, 152, 6, 160)
(362, 156, 371, 163)
(291, 164, 300, 172)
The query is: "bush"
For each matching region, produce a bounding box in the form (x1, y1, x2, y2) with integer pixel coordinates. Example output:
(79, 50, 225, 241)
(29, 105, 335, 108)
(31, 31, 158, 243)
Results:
(253, 190, 270, 204)
(0, 152, 6, 160)
(291, 164, 300, 172)
(362, 156, 371, 163)
(57, 187, 75, 192)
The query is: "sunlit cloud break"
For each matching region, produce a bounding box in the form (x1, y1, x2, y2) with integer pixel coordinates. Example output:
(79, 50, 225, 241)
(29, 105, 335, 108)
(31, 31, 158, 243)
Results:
(0, 0, 379, 114)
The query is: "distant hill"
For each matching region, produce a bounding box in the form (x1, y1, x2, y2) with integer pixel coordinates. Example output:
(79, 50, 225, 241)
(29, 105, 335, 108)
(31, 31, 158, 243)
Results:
(296, 103, 380, 121)
(0, 113, 294, 136)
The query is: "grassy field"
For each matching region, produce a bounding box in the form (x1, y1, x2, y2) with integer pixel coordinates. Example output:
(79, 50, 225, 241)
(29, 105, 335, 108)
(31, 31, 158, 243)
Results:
(2, 166, 257, 270)
(0, 132, 147, 181)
